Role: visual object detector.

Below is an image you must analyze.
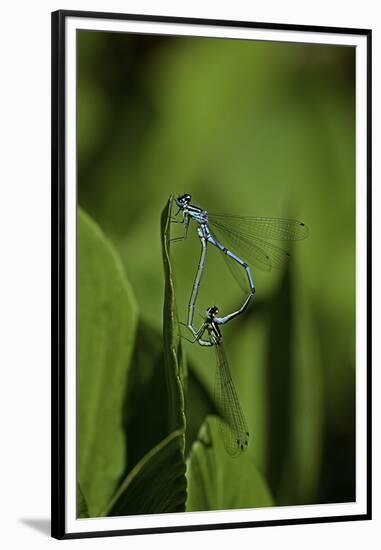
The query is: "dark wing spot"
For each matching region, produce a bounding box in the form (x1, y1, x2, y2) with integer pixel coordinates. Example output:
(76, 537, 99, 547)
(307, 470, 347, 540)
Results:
(240, 444, 244, 450)
(286, 252, 291, 257)
(300, 223, 305, 226)
(237, 439, 240, 445)
(246, 432, 249, 436)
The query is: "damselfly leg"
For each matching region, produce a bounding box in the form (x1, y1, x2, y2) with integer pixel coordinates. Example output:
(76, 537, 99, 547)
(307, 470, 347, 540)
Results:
(169, 205, 190, 243)
(187, 229, 207, 338)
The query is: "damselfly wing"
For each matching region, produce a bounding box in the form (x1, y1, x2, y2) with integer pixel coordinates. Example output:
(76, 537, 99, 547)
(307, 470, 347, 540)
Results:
(208, 214, 310, 290)
(214, 340, 249, 457)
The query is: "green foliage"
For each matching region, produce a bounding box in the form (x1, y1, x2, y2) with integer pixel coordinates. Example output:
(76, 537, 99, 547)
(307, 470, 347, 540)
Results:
(185, 365, 218, 456)
(263, 264, 324, 504)
(77, 484, 89, 518)
(105, 431, 186, 516)
(121, 319, 169, 475)
(77, 205, 189, 517)
(77, 208, 137, 516)
(76, 32, 356, 516)
(161, 196, 186, 438)
(186, 416, 274, 511)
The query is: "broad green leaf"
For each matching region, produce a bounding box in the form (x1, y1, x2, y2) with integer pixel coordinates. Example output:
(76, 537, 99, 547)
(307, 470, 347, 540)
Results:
(122, 319, 169, 474)
(77, 208, 138, 517)
(161, 196, 186, 439)
(105, 431, 187, 516)
(77, 483, 89, 518)
(186, 416, 274, 511)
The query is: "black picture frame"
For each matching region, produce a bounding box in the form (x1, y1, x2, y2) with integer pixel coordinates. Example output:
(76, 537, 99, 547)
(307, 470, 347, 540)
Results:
(51, 9, 372, 540)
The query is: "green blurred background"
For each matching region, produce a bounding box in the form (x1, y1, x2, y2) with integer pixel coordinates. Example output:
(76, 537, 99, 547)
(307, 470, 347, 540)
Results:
(77, 30, 355, 508)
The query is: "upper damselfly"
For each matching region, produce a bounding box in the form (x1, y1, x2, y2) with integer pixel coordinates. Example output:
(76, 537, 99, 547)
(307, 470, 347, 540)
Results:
(171, 193, 309, 336)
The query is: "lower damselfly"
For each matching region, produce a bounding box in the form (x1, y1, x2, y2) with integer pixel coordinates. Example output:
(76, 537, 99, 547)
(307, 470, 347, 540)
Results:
(171, 194, 309, 339)
(183, 304, 249, 457)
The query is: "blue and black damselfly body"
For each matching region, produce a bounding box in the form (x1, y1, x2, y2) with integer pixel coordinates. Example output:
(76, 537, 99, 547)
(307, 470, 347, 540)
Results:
(183, 305, 249, 457)
(171, 193, 309, 334)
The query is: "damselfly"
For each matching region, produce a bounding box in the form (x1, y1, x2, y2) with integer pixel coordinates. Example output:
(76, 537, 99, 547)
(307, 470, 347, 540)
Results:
(171, 194, 309, 336)
(183, 304, 249, 457)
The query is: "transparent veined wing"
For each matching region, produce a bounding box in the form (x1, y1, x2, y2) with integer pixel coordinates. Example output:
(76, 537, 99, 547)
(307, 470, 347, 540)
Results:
(209, 219, 291, 272)
(214, 341, 249, 457)
(208, 214, 310, 241)
(219, 248, 251, 293)
(208, 215, 309, 273)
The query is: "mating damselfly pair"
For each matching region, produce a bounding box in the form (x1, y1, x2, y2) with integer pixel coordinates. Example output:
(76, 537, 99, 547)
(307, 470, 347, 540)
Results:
(170, 193, 309, 457)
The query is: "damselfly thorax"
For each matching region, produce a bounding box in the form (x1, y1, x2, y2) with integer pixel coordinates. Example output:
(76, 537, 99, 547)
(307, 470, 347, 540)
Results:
(185, 204, 208, 224)
(206, 319, 222, 346)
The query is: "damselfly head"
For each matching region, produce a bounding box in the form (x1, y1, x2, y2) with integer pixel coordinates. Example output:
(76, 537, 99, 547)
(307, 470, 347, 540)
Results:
(175, 193, 191, 208)
(206, 305, 219, 320)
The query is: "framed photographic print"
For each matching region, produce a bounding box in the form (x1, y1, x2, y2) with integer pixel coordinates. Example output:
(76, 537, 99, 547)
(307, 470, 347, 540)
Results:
(51, 9, 372, 540)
